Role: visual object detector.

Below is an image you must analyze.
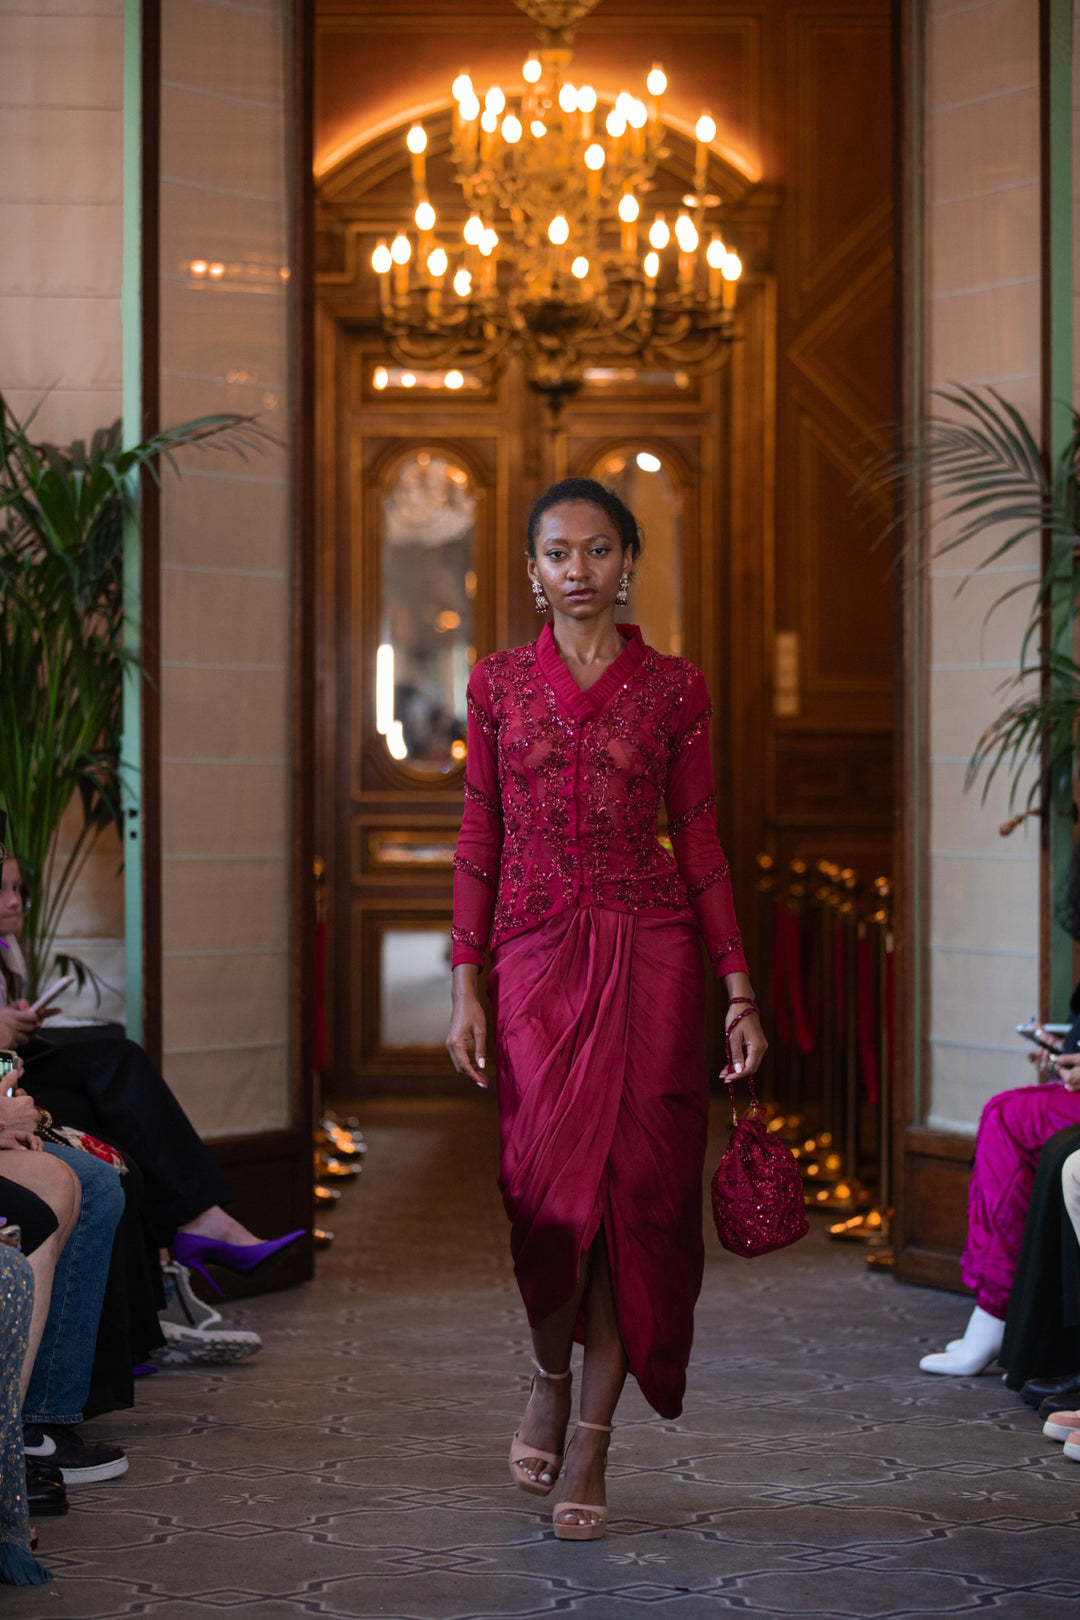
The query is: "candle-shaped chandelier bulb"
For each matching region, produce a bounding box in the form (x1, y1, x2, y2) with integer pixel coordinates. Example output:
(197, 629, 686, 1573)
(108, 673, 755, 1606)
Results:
(674, 212, 699, 252)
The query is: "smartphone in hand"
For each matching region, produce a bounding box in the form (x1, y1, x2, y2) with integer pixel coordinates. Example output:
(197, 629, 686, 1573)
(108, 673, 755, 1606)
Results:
(1017, 1020, 1059, 1054)
(27, 973, 75, 1016)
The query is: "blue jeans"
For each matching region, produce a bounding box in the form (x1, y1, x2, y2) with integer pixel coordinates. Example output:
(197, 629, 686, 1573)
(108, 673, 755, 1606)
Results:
(23, 1144, 124, 1426)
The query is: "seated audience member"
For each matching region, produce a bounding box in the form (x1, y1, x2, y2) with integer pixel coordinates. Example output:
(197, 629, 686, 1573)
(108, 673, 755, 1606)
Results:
(0, 857, 301, 1349)
(0, 1143, 77, 1521)
(0, 1245, 51, 1585)
(997, 1121, 1080, 1404)
(0, 1057, 128, 1482)
(919, 1000, 1080, 1376)
(1028, 1144, 1080, 1463)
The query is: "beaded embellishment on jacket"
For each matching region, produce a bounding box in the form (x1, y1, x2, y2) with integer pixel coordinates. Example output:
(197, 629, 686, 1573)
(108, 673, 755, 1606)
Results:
(451, 628, 748, 978)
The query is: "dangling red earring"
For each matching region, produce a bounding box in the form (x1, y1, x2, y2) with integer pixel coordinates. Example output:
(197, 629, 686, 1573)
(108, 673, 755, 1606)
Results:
(532, 579, 551, 615)
(616, 574, 631, 607)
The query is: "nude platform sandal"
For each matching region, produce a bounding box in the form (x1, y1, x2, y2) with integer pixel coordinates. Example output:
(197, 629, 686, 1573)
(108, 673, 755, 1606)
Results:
(509, 1361, 572, 1497)
(551, 1420, 613, 1541)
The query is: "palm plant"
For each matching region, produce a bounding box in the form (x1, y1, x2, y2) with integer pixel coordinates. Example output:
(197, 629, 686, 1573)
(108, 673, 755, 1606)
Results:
(865, 384, 1080, 814)
(0, 393, 265, 997)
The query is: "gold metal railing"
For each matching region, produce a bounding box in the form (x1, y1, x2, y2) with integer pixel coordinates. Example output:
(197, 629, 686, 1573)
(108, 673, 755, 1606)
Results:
(756, 854, 894, 1266)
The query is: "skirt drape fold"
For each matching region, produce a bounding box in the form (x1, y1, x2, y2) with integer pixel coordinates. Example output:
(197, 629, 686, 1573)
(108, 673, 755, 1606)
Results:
(490, 907, 709, 1419)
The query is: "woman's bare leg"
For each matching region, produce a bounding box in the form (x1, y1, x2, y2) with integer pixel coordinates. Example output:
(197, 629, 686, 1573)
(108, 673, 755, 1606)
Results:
(22, 1233, 60, 1403)
(0, 1154, 81, 1401)
(554, 1231, 627, 1526)
(176, 1204, 261, 1245)
(516, 1230, 629, 1499)
(512, 1255, 589, 1486)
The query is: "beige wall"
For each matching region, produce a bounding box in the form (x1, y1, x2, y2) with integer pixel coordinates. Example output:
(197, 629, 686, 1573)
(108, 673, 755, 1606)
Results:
(0, 0, 126, 1018)
(923, 0, 1042, 1131)
(158, 0, 294, 1137)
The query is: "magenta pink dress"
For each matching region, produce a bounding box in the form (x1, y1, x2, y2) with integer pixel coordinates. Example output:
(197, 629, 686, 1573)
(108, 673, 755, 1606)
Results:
(452, 623, 748, 1418)
(963, 1081, 1080, 1317)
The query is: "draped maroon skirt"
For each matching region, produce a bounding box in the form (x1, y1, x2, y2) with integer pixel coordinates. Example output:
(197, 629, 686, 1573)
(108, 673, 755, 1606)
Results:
(488, 906, 710, 1420)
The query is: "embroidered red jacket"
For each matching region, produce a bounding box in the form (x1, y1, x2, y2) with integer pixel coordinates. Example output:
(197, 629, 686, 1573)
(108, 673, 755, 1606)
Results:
(452, 622, 748, 977)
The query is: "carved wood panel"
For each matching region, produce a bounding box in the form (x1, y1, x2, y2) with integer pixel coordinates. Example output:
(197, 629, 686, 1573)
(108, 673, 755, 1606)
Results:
(313, 0, 896, 1093)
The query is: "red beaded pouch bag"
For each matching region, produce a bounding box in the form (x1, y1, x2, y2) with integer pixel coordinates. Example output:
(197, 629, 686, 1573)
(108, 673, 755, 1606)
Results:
(711, 1072, 808, 1258)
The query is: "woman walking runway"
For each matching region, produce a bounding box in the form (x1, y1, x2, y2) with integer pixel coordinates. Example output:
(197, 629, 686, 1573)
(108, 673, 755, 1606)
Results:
(446, 478, 766, 1540)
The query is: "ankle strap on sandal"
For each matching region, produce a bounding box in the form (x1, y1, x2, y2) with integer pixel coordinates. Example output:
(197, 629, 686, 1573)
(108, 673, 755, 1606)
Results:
(532, 1359, 572, 1381)
(577, 1419, 613, 1432)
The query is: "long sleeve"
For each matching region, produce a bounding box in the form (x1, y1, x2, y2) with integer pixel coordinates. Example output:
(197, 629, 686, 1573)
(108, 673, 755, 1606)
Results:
(666, 672, 749, 978)
(451, 663, 504, 968)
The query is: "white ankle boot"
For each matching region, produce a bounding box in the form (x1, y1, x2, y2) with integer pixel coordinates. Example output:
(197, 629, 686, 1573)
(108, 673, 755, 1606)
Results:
(919, 1305, 1004, 1376)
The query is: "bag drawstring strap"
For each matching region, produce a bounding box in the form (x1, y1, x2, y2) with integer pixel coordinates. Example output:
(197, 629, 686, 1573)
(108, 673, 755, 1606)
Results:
(725, 1070, 761, 1125)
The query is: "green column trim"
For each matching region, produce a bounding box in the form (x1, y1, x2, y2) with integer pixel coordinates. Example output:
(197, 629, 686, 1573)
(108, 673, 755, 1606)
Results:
(1045, 0, 1074, 1019)
(120, 0, 143, 1043)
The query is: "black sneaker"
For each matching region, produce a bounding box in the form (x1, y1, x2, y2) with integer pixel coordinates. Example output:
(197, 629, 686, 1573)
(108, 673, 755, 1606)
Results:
(23, 1423, 128, 1485)
(25, 1457, 68, 1517)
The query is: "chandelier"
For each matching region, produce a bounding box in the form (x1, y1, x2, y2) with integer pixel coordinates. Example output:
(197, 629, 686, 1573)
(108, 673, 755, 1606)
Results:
(370, 0, 743, 405)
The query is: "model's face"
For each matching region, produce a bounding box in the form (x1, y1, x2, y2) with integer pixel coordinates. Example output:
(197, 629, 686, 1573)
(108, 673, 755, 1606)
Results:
(0, 861, 25, 938)
(528, 501, 629, 621)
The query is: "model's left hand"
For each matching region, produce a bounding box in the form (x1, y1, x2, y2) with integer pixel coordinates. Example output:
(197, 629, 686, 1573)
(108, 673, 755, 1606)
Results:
(1051, 1052, 1080, 1091)
(721, 1011, 767, 1080)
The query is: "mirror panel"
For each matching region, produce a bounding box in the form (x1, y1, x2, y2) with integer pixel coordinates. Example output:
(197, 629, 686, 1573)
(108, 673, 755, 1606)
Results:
(378, 450, 476, 773)
(591, 449, 684, 655)
(380, 927, 452, 1048)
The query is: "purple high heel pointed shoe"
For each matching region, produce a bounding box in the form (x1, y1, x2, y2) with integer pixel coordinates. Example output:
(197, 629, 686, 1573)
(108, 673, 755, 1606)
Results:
(171, 1230, 305, 1297)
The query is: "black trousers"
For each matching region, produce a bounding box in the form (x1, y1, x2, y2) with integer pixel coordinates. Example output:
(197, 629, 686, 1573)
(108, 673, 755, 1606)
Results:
(1001, 1123, 1080, 1389)
(24, 1038, 236, 1250)
(0, 1178, 56, 1256)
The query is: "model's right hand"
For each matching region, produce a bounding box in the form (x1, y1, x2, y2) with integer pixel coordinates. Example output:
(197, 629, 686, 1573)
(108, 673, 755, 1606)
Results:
(447, 969, 488, 1088)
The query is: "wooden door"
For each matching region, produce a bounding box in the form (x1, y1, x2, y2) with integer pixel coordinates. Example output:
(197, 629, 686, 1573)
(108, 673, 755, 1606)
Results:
(322, 336, 758, 1092)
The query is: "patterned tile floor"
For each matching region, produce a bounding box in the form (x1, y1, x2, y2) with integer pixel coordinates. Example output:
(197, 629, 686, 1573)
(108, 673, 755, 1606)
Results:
(8, 1096, 1080, 1618)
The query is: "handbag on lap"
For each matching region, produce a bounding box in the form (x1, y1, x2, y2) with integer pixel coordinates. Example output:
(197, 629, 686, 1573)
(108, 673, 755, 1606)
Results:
(711, 1073, 808, 1257)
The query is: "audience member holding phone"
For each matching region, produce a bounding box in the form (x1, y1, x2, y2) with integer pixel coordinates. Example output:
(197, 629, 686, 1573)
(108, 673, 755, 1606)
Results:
(919, 853, 1080, 1377)
(0, 854, 303, 1347)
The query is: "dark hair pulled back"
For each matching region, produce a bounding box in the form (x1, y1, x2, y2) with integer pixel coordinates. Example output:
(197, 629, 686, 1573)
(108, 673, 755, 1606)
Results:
(525, 477, 643, 561)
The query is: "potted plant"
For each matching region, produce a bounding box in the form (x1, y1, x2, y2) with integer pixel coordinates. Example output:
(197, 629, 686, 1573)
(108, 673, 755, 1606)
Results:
(868, 383, 1080, 817)
(0, 393, 264, 998)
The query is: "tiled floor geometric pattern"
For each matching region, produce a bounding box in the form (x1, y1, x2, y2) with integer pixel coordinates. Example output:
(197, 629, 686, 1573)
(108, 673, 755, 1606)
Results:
(8, 1096, 1080, 1618)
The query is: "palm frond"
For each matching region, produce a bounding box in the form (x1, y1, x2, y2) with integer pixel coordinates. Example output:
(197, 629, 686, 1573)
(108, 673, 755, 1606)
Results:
(0, 389, 268, 995)
(862, 383, 1080, 821)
